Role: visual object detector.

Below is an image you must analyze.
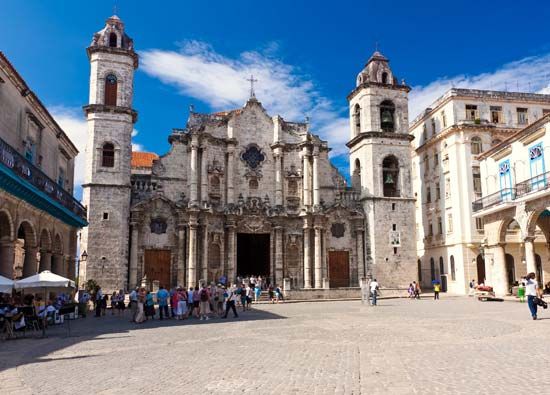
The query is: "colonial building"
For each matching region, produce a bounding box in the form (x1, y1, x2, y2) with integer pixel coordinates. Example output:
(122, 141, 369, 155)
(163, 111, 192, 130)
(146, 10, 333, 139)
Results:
(473, 114, 550, 296)
(347, 51, 417, 288)
(0, 52, 87, 280)
(79, 16, 416, 293)
(411, 88, 550, 294)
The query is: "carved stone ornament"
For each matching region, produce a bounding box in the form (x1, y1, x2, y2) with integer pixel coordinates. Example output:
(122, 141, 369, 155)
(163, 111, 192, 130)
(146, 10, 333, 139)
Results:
(150, 218, 168, 234)
(331, 223, 345, 238)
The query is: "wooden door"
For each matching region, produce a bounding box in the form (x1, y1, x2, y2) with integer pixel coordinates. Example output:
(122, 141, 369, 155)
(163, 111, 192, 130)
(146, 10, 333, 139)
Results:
(329, 251, 349, 288)
(144, 249, 171, 289)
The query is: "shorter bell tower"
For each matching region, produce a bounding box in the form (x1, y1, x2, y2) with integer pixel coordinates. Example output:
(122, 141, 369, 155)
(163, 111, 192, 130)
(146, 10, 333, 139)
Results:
(347, 51, 417, 287)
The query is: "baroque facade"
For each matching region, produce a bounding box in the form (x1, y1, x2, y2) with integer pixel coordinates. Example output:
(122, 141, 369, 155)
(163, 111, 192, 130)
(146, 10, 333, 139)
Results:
(0, 52, 87, 281)
(411, 89, 550, 294)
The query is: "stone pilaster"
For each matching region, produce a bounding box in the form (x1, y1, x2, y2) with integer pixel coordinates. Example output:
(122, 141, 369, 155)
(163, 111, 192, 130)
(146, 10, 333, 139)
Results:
(129, 222, 139, 289)
(200, 146, 208, 204)
(490, 243, 508, 296)
(314, 225, 322, 288)
(303, 217, 312, 288)
(187, 215, 198, 287)
(274, 226, 283, 286)
(524, 237, 537, 275)
(312, 148, 320, 208)
(226, 220, 236, 284)
(190, 135, 199, 204)
(51, 253, 63, 276)
(227, 144, 235, 205)
(177, 224, 185, 287)
(355, 228, 365, 285)
(201, 219, 209, 283)
(274, 150, 283, 206)
(302, 146, 311, 208)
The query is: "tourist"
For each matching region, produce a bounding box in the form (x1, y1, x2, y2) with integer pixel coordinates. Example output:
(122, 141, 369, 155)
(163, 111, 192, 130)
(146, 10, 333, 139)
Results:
(414, 282, 421, 299)
(199, 285, 210, 321)
(129, 287, 138, 322)
(78, 289, 90, 318)
(275, 286, 284, 303)
(111, 291, 117, 315)
(239, 284, 247, 311)
(216, 285, 224, 315)
(518, 280, 526, 303)
(370, 279, 379, 306)
(254, 283, 261, 303)
(469, 279, 476, 296)
(187, 286, 195, 317)
(171, 288, 179, 318)
(192, 287, 200, 318)
(246, 283, 254, 308)
(209, 282, 218, 313)
(434, 282, 441, 300)
(268, 284, 275, 303)
(116, 289, 125, 315)
(157, 285, 170, 320)
(176, 287, 187, 320)
(145, 291, 155, 320)
(95, 286, 103, 317)
(408, 283, 414, 298)
(222, 287, 239, 319)
(135, 288, 146, 324)
(525, 272, 542, 320)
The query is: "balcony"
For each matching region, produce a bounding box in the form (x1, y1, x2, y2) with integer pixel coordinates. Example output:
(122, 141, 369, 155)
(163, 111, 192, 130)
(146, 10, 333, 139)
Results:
(472, 188, 515, 212)
(0, 135, 87, 227)
(515, 171, 550, 199)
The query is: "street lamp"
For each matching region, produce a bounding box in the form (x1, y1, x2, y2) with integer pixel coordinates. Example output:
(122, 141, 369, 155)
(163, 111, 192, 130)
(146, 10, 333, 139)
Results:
(81, 250, 88, 261)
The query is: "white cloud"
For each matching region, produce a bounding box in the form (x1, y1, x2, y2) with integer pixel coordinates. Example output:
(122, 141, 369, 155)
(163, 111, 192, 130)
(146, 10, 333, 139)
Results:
(50, 107, 145, 191)
(409, 53, 550, 120)
(140, 41, 349, 155)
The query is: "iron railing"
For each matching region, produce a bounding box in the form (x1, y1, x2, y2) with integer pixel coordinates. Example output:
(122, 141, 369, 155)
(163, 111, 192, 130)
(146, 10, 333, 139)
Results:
(515, 171, 550, 198)
(472, 188, 515, 212)
(0, 135, 87, 219)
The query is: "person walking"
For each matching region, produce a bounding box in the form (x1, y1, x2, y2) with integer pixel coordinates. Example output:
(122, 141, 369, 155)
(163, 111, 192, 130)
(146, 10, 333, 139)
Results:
(268, 284, 275, 304)
(157, 286, 170, 320)
(199, 285, 211, 321)
(192, 287, 200, 318)
(414, 282, 421, 300)
(176, 287, 188, 320)
(135, 288, 146, 324)
(116, 289, 125, 315)
(129, 287, 138, 322)
(254, 283, 261, 303)
(526, 272, 542, 320)
(95, 287, 103, 317)
(370, 279, 379, 306)
(434, 282, 441, 300)
(145, 291, 155, 320)
(187, 286, 195, 317)
(111, 291, 117, 315)
(222, 287, 239, 319)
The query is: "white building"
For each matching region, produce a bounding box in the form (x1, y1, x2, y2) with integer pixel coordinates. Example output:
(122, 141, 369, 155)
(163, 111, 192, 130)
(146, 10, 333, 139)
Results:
(410, 88, 550, 294)
(474, 115, 550, 296)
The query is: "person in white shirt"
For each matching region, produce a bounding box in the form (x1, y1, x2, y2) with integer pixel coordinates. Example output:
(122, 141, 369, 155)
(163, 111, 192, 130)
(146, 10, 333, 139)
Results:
(369, 279, 379, 306)
(525, 272, 542, 320)
(129, 288, 138, 322)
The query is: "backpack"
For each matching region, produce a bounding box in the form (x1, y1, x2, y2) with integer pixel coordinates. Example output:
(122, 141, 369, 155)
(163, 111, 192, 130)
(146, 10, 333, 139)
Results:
(200, 289, 208, 302)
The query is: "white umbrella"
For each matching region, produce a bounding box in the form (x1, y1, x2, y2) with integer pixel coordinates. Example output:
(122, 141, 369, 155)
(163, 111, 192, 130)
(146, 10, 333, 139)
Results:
(0, 275, 13, 293)
(14, 270, 75, 292)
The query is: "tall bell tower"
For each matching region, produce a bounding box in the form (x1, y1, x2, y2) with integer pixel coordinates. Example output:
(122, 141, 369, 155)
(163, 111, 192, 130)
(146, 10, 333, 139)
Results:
(347, 51, 417, 287)
(80, 15, 138, 292)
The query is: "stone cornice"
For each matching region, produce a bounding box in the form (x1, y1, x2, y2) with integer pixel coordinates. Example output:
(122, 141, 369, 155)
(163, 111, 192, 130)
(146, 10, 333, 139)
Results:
(86, 45, 139, 69)
(347, 131, 414, 148)
(83, 104, 138, 123)
(347, 81, 410, 101)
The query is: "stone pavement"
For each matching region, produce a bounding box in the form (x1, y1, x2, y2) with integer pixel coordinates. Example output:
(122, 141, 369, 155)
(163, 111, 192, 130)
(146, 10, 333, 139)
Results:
(1, 297, 550, 394)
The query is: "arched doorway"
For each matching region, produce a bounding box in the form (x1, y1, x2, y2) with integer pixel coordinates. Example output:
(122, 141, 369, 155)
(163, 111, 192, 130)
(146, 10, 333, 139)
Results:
(505, 253, 515, 289)
(430, 258, 435, 282)
(535, 254, 543, 287)
(439, 256, 447, 292)
(476, 254, 485, 284)
(417, 259, 422, 283)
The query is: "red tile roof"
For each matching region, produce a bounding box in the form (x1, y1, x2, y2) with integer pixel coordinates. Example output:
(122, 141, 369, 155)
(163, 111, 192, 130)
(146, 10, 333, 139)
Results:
(131, 151, 158, 168)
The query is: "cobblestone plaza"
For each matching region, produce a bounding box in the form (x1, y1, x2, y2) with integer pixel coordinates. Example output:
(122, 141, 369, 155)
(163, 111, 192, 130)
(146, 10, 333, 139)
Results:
(2, 298, 549, 394)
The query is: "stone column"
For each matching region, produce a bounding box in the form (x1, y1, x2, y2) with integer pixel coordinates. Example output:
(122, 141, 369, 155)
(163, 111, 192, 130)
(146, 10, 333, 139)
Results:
(274, 151, 283, 206)
(176, 224, 185, 287)
(302, 147, 311, 207)
(202, 221, 209, 283)
(0, 240, 15, 278)
(226, 222, 236, 284)
(51, 253, 63, 276)
(274, 226, 283, 286)
(312, 149, 320, 208)
(314, 225, 322, 288)
(129, 223, 139, 289)
(491, 244, 508, 296)
(227, 145, 235, 204)
(66, 256, 75, 279)
(355, 228, 364, 286)
(39, 249, 52, 272)
(200, 147, 208, 204)
(187, 216, 198, 287)
(524, 237, 537, 275)
(23, 246, 38, 277)
(190, 136, 199, 204)
(303, 218, 312, 288)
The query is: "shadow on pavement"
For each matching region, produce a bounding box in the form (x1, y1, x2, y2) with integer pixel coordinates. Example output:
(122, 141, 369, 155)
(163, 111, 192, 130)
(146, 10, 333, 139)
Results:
(0, 306, 285, 373)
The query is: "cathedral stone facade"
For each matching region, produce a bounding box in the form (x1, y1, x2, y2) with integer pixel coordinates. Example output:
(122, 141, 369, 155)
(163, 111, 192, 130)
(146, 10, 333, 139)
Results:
(79, 16, 416, 293)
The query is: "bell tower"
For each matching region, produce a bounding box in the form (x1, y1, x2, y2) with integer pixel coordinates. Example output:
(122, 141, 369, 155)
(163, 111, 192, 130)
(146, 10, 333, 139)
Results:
(346, 51, 417, 287)
(79, 15, 138, 292)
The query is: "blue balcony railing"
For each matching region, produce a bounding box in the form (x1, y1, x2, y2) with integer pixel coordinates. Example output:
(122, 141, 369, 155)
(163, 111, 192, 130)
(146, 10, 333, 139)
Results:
(472, 188, 516, 212)
(0, 135, 87, 221)
(515, 171, 550, 198)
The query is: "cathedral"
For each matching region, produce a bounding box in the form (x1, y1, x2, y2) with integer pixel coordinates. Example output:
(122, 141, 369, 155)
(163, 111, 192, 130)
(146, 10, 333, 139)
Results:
(79, 15, 417, 294)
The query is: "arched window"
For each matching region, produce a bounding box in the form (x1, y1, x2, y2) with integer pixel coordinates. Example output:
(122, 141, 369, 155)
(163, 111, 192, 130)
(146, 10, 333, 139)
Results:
(450, 256, 456, 281)
(439, 256, 445, 275)
(353, 104, 361, 135)
(417, 259, 422, 282)
(288, 180, 298, 196)
(430, 258, 435, 281)
(109, 33, 117, 47)
(104, 74, 118, 106)
(352, 159, 361, 192)
(380, 100, 395, 132)
(101, 143, 115, 167)
(471, 136, 482, 155)
(382, 156, 399, 197)
(381, 72, 388, 84)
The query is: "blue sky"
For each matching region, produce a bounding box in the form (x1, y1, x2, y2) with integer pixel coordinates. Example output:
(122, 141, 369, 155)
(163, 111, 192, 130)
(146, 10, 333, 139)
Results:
(2, 0, 550, 192)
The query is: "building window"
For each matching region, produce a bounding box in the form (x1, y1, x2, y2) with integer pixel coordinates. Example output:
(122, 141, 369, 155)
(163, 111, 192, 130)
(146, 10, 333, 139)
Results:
(499, 159, 513, 200)
(392, 203, 396, 211)
(430, 258, 436, 281)
(465, 104, 479, 121)
(445, 178, 451, 199)
(102, 212, 109, 220)
(437, 217, 443, 234)
(382, 156, 399, 197)
(104, 74, 118, 106)
(426, 186, 431, 203)
(380, 100, 396, 133)
(422, 124, 427, 142)
(439, 256, 445, 275)
(473, 167, 482, 198)
(249, 179, 259, 191)
(431, 118, 436, 135)
(517, 108, 528, 125)
(392, 224, 397, 231)
(109, 32, 117, 47)
(57, 167, 65, 188)
(476, 217, 484, 232)
(435, 182, 440, 200)
(450, 256, 456, 281)
(210, 176, 220, 196)
(353, 104, 361, 135)
(381, 72, 388, 84)
(471, 136, 482, 155)
(434, 153, 439, 168)
(428, 222, 433, 236)
(529, 142, 546, 190)
(490, 106, 503, 123)
(25, 140, 36, 164)
(101, 143, 115, 167)
(441, 111, 447, 128)
(447, 214, 453, 233)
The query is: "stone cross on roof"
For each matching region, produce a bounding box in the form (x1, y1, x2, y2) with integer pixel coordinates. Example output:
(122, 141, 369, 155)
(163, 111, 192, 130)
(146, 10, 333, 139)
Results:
(247, 74, 258, 99)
